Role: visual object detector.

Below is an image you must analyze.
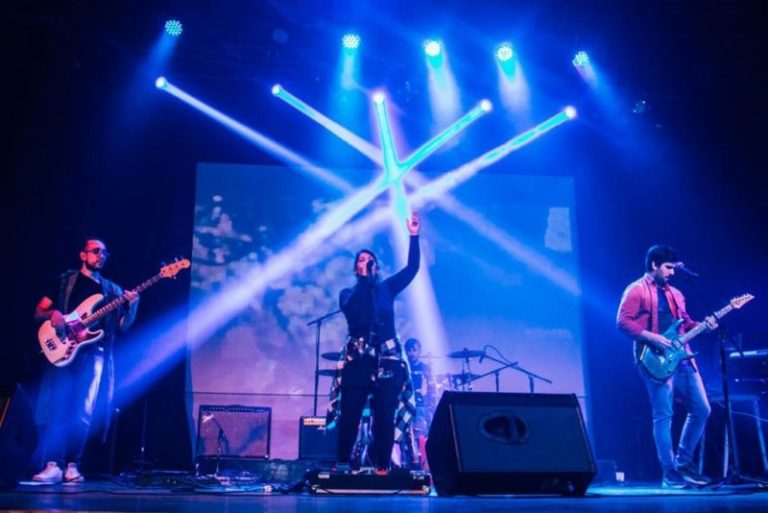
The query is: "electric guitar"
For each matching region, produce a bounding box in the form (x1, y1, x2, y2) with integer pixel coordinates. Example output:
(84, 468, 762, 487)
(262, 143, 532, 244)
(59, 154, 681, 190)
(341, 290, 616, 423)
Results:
(38, 259, 190, 367)
(639, 293, 754, 380)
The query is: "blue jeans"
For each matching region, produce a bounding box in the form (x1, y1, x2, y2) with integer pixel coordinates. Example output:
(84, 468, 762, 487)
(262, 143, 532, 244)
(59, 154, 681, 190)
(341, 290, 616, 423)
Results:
(35, 348, 104, 466)
(640, 364, 711, 471)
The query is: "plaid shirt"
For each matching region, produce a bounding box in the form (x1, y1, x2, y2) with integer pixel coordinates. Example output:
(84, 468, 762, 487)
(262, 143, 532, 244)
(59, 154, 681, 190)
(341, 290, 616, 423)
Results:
(325, 337, 417, 445)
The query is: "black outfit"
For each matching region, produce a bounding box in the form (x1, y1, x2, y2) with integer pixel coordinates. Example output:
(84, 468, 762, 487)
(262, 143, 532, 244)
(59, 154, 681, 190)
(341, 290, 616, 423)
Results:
(337, 235, 420, 468)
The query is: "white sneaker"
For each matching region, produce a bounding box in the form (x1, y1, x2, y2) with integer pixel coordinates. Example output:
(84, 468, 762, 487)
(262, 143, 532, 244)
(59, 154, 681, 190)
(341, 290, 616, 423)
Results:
(64, 462, 84, 483)
(32, 461, 63, 483)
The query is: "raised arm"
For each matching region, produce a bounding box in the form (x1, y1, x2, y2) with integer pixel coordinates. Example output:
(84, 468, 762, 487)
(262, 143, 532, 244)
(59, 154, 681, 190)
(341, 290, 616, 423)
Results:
(386, 213, 421, 296)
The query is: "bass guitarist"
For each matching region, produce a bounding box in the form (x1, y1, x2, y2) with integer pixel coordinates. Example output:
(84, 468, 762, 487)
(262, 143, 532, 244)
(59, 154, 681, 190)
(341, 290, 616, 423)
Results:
(31, 237, 139, 483)
(617, 244, 717, 489)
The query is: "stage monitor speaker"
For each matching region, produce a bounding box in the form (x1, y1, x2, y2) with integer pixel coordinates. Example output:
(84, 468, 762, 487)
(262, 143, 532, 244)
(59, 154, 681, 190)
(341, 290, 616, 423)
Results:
(299, 416, 337, 461)
(0, 384, 38, 489)
(426, 391, 595, 496)
(195, 405, 271, 461)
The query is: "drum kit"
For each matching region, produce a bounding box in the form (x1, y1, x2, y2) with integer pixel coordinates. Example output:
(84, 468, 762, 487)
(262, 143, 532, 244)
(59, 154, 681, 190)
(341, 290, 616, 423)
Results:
(313, 346, 550, 470)
(437, 348, 485, 391)
(315, 347, 488, 392)
(317, 346, 552, 396)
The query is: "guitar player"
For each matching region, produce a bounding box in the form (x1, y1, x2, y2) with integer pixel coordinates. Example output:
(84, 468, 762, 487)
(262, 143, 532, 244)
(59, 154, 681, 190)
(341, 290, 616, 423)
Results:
(617, 244, 717, 489)
(30, 238, 139, 484)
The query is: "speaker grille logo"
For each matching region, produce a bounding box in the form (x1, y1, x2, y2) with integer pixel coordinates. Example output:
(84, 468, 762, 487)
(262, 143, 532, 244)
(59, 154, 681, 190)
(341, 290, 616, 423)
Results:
(477, 410, 529, 444)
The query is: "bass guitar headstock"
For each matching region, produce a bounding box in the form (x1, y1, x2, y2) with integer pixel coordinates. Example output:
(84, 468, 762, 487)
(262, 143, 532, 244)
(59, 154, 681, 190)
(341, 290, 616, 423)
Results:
(160, 258, 191, 279)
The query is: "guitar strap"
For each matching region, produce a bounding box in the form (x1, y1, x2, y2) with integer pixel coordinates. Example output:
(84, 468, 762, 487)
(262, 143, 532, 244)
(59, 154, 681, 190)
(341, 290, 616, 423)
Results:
(663, 285, 700, 372)
(663, 286, 679, 320)
(58, 270, 79, 313)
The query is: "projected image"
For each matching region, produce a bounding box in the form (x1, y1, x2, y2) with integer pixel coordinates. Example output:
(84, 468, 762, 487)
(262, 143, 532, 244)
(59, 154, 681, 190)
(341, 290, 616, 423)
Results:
(189, 163, 585, 459)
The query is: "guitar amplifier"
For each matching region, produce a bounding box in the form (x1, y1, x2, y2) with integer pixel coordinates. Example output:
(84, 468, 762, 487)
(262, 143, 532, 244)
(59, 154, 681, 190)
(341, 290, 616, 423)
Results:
(729, 349, 768, 395)
(299, 416, 337, 461)
(195, 405, 271, 461)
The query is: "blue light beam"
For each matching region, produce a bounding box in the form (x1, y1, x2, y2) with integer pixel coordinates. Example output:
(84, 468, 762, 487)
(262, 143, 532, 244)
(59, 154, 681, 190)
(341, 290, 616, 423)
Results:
(157, 78, 353, 192)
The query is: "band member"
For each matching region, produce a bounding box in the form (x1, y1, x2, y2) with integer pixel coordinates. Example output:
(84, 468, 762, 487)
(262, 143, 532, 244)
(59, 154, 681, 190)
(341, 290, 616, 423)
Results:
(617, 244, 716, 488)
(403, 337, 436, 468)
(328, 213, 421, 473)
(31, 238, 139, 483)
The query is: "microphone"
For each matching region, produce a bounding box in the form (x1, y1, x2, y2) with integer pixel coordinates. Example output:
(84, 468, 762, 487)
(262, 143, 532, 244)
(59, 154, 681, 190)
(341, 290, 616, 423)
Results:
(366, 259, 374, 273)
(674, 262, 700, 278)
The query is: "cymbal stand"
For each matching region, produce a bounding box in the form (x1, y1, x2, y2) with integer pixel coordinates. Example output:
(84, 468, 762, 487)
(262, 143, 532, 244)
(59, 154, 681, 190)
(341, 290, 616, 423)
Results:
(462, 354, 473, 391)
(476, 353, 552, 393)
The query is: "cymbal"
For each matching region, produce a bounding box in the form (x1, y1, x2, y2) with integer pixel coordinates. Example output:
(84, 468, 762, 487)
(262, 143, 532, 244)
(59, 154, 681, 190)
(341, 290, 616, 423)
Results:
(451, 372, 480, 383)
(446, 348, 485, 359)
(316, 369, 338, 377)
(321, 351, 343, 361)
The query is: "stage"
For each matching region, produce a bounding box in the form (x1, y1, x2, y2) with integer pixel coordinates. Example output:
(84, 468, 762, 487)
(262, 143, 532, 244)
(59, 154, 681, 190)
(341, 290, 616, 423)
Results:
(2, 475, 767, 513)
(4, 1, 768, 506)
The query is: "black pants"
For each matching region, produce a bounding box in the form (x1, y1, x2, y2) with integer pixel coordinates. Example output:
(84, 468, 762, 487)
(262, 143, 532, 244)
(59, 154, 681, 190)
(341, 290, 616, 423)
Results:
(337, 359, 406, 469)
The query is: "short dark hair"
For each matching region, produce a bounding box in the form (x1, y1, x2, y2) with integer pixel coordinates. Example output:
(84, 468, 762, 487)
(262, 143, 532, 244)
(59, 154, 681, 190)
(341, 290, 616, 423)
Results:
(404, 338, 421, 351)
(353, 248, 379, 272)
(645, 244, 679, 271)
(81, 236, 106, 251)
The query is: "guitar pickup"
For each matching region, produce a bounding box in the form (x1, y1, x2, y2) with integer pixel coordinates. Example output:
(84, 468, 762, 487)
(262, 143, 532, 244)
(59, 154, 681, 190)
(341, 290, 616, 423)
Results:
(45, 339, 57, 351)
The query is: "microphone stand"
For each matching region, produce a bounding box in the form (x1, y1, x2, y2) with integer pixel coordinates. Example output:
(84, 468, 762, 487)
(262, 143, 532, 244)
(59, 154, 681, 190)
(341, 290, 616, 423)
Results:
(216, 426, 224, 477)
(679, 273, 765, 487)
(307, 309, 342, 416)
(202, 414, 228, 478)
(472, 354, 553, 393)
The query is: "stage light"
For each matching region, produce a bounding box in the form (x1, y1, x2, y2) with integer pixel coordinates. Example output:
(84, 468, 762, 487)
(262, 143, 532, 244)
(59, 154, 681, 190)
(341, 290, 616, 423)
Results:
(572, 51, 590, 68)
(158, 79, 351, 191)
(424, 40, 442, 58)
(155, 76, 167, 89)
(274, 85, 379, 161)
(339, 34, 361, 91)
(271, 84, 282, 95)
(564, 106, 578, 119)
(496, 43, 514, 63)
(342, 33, 361, 50)
(164, 19, 183, 37)
(479, 99, 493, 112)
(373, 91, 386, 104)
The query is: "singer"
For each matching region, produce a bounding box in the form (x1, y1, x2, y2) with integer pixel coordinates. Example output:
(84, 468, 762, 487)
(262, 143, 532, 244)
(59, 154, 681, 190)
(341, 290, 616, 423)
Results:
(327, 212, 421, 473)
(616, 244, 717, 489)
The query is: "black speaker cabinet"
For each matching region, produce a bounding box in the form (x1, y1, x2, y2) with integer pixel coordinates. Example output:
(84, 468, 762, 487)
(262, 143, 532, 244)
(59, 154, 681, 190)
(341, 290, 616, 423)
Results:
(299, 416, 337, 461)
(0, 384, 38, 488)
(195, 405, 271, 461)
(426, 392, 595, 496)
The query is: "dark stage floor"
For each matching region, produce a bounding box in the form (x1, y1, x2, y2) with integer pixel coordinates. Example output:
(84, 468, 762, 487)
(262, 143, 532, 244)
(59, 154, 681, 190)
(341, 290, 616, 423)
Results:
(2, 476, 767, 513)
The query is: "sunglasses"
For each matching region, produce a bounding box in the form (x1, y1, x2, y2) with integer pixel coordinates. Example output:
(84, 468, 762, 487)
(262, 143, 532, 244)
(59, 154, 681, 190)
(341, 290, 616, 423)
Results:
(84, 247, 110, 257)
